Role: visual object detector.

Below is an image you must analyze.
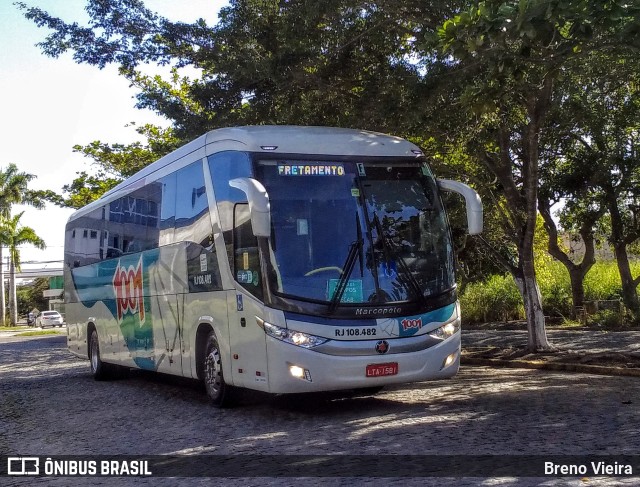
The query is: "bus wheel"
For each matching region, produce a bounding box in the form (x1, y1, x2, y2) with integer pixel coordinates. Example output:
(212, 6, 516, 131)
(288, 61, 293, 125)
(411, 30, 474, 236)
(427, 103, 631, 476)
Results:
(89, 329, 112, 381)
(203, 331, 234, 407)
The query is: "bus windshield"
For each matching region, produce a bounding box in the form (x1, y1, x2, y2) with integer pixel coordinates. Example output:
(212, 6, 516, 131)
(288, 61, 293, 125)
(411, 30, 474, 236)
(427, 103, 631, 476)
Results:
(255, 159, 455, 307)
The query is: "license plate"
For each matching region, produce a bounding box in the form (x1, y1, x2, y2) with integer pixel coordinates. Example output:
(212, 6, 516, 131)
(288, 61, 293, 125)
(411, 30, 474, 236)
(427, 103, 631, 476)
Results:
(366, 362, 398, 377)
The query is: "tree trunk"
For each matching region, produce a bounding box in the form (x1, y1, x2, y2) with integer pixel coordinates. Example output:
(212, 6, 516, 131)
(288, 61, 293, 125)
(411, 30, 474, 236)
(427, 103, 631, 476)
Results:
(481, 79, 554, 352)
(612, 241, 640, 321)
(9, 257, 17, 326)
(606, 187, 640, 321)
(514, 259, 552, 351)
(538, 202, 598, 317)
(0, 246, 4, 326)
(568, 269, 587, 312)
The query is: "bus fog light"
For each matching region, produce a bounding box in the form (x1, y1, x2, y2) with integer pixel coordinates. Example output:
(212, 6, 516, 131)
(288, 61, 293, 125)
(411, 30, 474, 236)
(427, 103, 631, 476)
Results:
(289, 365, 312, 382)
(442, 352, 458, 369)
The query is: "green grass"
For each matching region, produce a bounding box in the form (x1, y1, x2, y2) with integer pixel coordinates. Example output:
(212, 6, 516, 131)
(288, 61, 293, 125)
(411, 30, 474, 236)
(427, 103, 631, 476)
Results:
(460, 259, 639, 324)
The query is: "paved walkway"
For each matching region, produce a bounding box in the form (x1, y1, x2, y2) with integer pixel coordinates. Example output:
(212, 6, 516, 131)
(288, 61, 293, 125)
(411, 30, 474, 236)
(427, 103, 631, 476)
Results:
(462, 327, 640, 376)
(463, 328, 640, 354)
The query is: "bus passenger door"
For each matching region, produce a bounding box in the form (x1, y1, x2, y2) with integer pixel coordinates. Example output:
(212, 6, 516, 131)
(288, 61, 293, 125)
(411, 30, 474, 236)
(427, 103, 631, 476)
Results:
(226, 289, 269, 391)
(149, 246, 183, 376)
(226, 202, 269, 391)
(151, 292, 182, 375)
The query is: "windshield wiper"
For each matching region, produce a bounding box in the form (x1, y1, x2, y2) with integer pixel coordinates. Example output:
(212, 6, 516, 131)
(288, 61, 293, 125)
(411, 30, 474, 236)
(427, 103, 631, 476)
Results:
(372, 213, 427, 307)
(329, 212, 364, 313)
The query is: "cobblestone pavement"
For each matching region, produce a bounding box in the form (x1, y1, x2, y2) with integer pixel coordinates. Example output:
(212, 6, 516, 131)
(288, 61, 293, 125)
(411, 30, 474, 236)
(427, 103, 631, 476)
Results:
(462, 328, 640, 354)
(2, 334, 640, 487)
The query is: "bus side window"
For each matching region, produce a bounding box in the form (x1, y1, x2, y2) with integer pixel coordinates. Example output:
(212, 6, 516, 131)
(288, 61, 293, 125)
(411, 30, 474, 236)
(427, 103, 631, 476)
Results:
(158, 172, 177, 246)
(175, 161, 212, 246)
(208, 151, 253, 273)
(233, 203, 263, 299)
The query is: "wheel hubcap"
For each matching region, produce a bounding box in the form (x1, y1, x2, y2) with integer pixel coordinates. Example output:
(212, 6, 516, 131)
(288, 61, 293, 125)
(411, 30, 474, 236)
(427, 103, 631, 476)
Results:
(90, 334, 98, 372)
(204, 348, 222, 398)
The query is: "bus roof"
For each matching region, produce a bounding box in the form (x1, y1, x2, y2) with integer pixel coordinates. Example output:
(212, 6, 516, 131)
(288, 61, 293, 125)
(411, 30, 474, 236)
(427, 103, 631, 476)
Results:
(69, 126, 423, 221)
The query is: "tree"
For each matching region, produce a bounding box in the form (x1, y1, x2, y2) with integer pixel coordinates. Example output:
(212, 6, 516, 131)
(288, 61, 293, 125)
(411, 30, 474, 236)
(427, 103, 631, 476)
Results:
(17, 277, 49, 317)
(538, 135, 604, 316)
(538, 196, 602, 316)
(0, 164, 45, 324)
(542, 52, 640, 320)
(0, 212, 46, 325)
(435, 0, 640, 349)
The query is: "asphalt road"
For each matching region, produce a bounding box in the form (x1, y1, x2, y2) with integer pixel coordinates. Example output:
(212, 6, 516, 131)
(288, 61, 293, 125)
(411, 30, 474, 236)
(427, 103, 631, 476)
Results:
(1, 334, 640, 486)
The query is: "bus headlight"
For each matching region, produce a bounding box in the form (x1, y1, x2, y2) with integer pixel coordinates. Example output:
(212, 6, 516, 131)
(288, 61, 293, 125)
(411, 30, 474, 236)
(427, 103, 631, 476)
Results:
(257, 318, 328, 349)
(428, 318, 460, 340)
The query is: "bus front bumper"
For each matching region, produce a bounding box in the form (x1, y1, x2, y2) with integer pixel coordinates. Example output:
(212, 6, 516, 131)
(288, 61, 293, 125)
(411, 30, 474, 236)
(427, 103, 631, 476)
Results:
(264, 333, 461, 394)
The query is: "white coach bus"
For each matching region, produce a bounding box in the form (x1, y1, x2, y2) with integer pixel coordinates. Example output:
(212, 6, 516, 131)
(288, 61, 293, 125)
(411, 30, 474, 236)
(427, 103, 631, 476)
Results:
(64, 126, 482, 407)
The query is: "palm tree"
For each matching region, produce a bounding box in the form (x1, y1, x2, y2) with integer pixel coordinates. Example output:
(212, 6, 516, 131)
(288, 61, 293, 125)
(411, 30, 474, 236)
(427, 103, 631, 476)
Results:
(0, 212, 46, 325)
(0, 165, 44, 325)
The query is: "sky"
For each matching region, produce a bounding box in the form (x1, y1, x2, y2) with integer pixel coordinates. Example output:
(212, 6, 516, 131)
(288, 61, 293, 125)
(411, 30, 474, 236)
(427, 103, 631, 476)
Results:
(0, 0, 226, 277)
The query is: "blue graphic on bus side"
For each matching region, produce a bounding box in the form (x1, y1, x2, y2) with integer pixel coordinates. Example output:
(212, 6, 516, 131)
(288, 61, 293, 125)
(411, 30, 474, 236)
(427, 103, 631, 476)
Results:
(71, 250, 160, 370)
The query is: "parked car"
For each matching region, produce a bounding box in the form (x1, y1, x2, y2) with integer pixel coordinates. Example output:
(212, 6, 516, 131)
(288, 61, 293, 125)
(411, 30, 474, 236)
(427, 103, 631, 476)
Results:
(37, 311, 64, 328)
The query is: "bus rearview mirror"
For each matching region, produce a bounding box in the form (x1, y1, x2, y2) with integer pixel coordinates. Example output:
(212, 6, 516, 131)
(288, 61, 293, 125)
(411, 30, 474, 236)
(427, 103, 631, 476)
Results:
(436, 179, 483, 235)
(229, 177, 272, 237)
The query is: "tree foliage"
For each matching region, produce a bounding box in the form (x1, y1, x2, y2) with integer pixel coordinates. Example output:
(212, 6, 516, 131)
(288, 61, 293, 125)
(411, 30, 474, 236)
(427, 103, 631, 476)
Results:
(17, 277, 49, 316)
(541, 51, 640, 318)
(19, 1, 473, 137)
(432, 0, 640, 346)
(0, 212, 46, 273)
(0, 163, 45, 216)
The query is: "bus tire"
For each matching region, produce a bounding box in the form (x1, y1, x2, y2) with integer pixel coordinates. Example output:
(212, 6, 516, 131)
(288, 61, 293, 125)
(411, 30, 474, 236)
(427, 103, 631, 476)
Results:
(203, 330, 235, 408)
(89, 329, 113, 381)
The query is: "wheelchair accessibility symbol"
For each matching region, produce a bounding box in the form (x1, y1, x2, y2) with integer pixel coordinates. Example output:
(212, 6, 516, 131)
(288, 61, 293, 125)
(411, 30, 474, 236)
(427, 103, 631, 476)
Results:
(381, 261, 397, 278)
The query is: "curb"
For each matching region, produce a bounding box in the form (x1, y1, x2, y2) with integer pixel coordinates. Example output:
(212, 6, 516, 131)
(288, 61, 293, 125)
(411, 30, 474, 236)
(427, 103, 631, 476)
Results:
(461, 357, 640, 377)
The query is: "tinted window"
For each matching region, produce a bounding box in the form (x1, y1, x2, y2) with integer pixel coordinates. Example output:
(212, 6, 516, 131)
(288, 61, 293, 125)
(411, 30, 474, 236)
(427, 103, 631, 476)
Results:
(208, 151, 253, 273)
(107, 183, 161, 256)
(64, 206, 104, 267)
(66, 160, 222, 294)
(233, 204, 262, 299)
(208, 151, 253, 232)
(158, 172, 177, 245)
(173, 160, 220, 292)
(175, 161, 210, 246)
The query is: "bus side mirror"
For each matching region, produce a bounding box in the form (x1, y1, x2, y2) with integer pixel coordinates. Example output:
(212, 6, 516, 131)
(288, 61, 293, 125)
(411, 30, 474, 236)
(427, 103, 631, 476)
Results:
(229, 177, 271, 237)
(436, 179, 483, 235)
